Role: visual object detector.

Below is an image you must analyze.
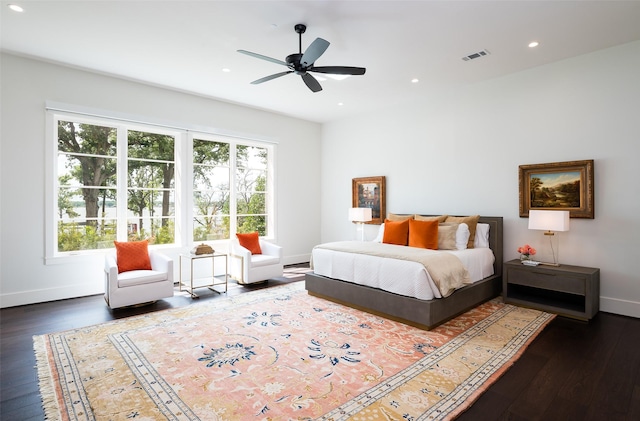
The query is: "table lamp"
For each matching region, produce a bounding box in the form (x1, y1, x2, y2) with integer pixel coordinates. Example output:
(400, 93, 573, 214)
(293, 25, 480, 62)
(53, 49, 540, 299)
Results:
(528, 210, 570, 266)
(349, 207, 372, 241)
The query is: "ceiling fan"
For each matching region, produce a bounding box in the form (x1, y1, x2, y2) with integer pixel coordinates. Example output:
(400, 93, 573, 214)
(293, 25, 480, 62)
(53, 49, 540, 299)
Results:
(237, 23, 366, 93)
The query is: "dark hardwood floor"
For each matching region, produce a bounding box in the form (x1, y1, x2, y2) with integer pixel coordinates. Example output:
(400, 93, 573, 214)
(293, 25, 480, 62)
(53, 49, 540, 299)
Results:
(2, 269, 639, 420)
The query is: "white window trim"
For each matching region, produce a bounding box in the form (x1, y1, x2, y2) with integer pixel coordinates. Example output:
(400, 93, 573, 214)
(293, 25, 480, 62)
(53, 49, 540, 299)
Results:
(186, 131, 277, 246)
(44, 103, 277, 265)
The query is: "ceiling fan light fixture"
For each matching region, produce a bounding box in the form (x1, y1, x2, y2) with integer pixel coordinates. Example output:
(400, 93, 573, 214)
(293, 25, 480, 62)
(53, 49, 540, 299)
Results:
(325, 74, 350, 81)
(237, 23, 366, 92)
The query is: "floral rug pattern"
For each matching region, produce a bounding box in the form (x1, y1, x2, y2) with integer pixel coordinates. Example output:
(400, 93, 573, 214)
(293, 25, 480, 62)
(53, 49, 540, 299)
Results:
(34, 282, 554, 420)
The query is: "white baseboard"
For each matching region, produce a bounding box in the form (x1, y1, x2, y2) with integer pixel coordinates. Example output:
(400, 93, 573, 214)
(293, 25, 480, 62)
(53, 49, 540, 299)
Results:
(283, 253, 311, 267)
(1, 283, 104, 309)
(600, 296, 640, 318)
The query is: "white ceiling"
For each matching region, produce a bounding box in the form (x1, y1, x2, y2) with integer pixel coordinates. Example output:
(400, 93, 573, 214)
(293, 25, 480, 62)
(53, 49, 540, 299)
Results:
(3, 1, 640, 123)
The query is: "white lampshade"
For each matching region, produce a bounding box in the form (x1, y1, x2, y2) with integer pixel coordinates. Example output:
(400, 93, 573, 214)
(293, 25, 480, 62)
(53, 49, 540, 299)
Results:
(349, 207, 372, 223)
(528, 210, 570, 232)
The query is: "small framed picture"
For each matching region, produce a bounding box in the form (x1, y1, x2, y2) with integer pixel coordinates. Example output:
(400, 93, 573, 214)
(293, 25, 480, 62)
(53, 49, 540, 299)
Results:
(352, 176, 386, 225)
(519, 159, 594, 218)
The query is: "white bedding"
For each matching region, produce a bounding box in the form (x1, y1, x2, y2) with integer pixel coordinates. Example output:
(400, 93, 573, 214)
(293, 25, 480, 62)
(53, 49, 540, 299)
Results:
(311, 244, 495, 301)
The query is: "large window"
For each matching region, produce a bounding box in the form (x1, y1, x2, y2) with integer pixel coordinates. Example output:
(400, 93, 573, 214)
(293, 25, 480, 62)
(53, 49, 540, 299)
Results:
(57, 120, 118, 251)
(192, 138, 230, 241)
(192, 136, 272, 241)
(126, 130, 176, 243)
(47, 109, 274, 259)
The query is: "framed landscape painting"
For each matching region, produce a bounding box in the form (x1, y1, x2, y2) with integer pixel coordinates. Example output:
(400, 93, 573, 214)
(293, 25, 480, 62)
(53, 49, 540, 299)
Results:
(352, 176, 386, 225)
(519, 159, 594, 218)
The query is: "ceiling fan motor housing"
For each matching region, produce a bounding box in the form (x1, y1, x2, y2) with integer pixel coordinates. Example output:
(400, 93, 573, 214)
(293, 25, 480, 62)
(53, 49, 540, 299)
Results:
(286, 53, 306, 74)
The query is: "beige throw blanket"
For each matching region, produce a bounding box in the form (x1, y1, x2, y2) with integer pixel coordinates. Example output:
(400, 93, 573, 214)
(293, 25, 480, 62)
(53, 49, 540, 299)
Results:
(313, 241, 471, 297)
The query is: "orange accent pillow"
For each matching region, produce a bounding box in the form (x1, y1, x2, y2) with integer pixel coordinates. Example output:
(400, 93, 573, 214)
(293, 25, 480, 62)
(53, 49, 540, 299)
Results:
(408, 219, 439, 249)
(236, 232, 262, 255)
(382, 218, 410, 246)
(114, 240, 152, 273)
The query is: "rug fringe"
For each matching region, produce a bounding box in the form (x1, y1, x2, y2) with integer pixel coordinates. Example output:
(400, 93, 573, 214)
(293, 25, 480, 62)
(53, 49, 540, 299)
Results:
(33, 335, 62, 421)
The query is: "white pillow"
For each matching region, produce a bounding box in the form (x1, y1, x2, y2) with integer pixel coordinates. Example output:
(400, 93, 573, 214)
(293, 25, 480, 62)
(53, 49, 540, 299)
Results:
(455, 223, 470, 250)
(373, 223, 385, 242)
(474, 223, 490, 248)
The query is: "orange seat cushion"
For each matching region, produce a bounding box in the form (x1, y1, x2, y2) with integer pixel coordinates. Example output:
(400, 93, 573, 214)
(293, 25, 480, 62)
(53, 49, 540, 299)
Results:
(382, 218, 410, 246)
(114, 240, 152, 273)
(237, 232, 262, 255)
(408, 219, 439, 249)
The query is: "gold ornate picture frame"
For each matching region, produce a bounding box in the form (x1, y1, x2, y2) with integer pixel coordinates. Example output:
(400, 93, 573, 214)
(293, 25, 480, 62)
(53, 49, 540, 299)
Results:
(352, 176, 386, 225)
(519, 159, 594, 218)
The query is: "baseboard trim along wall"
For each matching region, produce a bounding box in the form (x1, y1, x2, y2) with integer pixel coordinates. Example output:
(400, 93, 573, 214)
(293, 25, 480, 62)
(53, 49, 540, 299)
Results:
(600, 296, 640, 319)
(1, 283, 104, 309)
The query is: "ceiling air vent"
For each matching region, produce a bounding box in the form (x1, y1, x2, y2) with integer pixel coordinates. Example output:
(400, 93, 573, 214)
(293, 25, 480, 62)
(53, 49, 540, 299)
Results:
(462, 49, 490, 61)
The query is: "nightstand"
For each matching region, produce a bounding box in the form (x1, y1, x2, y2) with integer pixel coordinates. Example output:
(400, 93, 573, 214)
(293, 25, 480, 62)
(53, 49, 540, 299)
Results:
(503, 259, 600, 320)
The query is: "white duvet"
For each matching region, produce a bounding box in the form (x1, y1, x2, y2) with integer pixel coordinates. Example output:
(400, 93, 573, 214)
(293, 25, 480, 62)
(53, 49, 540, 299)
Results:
(311, 243, 495, 300)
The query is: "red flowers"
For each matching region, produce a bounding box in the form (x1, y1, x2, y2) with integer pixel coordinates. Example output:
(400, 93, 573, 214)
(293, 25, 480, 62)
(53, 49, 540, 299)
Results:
(517, 244, 536, 256)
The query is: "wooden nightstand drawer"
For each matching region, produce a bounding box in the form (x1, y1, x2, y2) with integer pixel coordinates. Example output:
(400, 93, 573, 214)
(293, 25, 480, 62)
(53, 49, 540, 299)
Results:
(508, 268, 585, 295)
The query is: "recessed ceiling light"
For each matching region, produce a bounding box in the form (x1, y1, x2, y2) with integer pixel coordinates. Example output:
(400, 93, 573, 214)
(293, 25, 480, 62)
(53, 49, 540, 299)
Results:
(8, 4, 24, 12)
(528, 41, 540, 48)
(338, 102, 344, 106)
(222, 68, 231, 73)
(411, 78, 419, 83)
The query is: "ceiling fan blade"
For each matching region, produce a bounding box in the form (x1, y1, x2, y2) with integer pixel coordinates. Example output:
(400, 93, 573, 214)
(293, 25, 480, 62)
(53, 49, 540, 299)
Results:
(309, 66, 366, 75)
(301, 73, 322, 92)
(301, 38, 330, 67)
(251, 71, 293, 85)
(237, 50, 287, 67)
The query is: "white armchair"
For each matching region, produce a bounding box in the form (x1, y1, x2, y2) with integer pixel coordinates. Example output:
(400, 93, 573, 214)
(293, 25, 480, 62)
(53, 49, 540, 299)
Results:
(104, 251, 174, 309)
(229, 238, 283, 284)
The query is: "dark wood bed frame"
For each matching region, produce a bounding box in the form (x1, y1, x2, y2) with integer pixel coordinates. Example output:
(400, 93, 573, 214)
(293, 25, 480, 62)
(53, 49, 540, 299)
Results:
(305, 216, 503, 330)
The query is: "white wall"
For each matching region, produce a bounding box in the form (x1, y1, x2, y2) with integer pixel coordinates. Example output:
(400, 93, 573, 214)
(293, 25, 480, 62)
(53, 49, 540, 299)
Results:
(320, 41, 640, 318)
(3, 41, 640, 317)
(0, 53, 322, 308)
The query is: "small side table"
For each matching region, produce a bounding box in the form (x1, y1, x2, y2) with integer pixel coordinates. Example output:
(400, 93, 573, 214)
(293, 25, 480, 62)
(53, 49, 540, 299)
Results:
(179, 253, 228, 298)
(503, 259, 600, 320)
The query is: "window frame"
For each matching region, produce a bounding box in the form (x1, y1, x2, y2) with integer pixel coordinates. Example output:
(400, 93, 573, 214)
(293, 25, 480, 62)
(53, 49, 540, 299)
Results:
(45, 105, 276, 264)
(186, 131, 275, 246)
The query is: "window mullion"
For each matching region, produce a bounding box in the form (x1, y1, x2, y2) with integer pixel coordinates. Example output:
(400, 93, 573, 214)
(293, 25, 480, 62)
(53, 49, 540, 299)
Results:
(182, 132, 193, 247)
(230, 143, 237, 236)
(116, 126, 128, 241)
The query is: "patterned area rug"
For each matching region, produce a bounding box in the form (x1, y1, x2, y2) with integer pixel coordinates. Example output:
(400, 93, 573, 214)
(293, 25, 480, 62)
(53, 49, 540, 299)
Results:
(34, 282, 554, 420)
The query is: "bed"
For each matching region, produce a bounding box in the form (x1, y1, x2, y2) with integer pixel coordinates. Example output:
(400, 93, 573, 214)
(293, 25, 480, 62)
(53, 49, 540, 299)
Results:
(305, 216, 503, 330)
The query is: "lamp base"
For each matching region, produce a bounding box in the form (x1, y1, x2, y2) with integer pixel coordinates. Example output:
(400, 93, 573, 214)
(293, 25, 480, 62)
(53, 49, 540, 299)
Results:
(537, 261, 560, 267)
